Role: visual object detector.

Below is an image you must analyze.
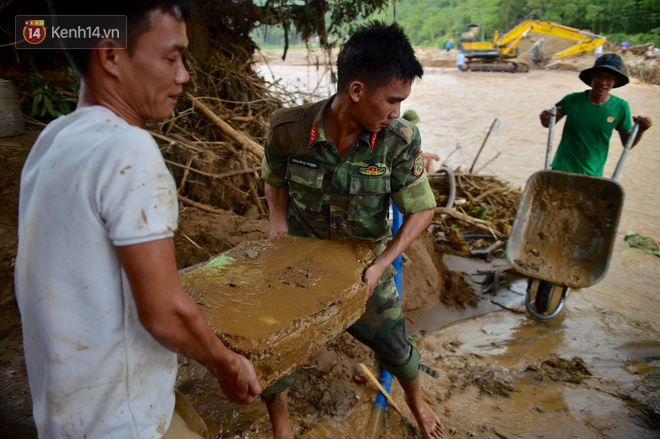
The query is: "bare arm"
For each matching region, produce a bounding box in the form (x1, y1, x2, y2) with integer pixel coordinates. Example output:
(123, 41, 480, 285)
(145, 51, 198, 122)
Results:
(264, 182, 290, 238)
(116, 238, 262, 404)
(539, 106, 564, 128)
(362, 208, 434, 297)
(619, 116, 652, 149)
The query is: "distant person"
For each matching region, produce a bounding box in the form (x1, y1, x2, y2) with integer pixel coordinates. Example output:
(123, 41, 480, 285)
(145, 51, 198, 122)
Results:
(444, 37, 453, 52)
(456, 51, 465, 72)
(15, 1, 261, 437)
(402, 109, 440, 173)
(594, 43, 603, 59)
(539, 53, 652, 176)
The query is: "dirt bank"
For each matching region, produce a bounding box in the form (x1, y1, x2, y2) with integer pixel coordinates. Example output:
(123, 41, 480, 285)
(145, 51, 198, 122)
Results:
(0, 130, 39, 437)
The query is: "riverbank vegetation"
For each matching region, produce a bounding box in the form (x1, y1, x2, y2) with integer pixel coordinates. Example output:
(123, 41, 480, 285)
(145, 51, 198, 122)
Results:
(252, 0, 659, 50)
(389, 0, 659, 48)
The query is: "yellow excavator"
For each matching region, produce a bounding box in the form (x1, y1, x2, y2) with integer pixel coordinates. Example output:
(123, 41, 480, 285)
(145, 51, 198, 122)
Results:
(458, 20, 607, 72)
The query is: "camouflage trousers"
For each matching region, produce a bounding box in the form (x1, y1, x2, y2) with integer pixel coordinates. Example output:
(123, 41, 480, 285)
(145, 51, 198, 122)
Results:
(261, 273, 420, 396)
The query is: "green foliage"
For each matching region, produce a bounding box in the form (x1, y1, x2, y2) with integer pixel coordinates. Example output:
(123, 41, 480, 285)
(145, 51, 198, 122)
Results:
(24, 70, 78, 122)
(382, 0, 659, 46)
(608, 31, 659, 45)
(252, 0, 390, 50)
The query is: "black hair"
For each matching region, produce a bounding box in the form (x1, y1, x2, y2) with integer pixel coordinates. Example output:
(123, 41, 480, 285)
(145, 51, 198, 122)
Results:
(47, 0, 191, 78)
(336, 21, 423, 92)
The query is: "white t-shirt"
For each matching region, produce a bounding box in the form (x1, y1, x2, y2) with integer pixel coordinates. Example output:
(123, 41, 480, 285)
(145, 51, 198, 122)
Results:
(16, 106, 179, 438)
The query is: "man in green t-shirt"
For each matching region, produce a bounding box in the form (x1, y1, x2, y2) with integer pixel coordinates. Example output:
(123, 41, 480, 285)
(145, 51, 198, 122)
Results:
(539, 53, 652, 176)
(261, 21, 444, 439)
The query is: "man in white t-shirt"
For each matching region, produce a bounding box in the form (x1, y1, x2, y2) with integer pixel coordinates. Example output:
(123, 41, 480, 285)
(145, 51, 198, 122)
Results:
(15, 1, 261, 437)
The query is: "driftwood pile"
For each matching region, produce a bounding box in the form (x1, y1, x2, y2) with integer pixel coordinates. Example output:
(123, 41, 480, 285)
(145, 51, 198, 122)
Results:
(429, 171, 522, 258)
(150, 50, 308, 217)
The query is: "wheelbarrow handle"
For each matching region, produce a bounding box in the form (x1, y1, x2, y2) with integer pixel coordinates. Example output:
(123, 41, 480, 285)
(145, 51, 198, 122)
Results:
(611, 122, 640, 181)
(544, 106, 556, 171)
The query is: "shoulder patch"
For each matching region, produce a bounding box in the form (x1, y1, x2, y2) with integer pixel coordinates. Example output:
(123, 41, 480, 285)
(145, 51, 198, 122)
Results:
(269, 107, 306, 130)
(413, 151, 424, 176)
(387, 118, 415, 143)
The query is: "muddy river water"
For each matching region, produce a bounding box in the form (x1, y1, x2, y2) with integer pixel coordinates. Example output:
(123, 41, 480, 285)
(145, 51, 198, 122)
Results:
(253, 58, 660, 438)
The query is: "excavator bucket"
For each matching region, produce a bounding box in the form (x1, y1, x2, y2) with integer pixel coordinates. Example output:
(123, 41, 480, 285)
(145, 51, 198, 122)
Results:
(528, 38, 546, 63)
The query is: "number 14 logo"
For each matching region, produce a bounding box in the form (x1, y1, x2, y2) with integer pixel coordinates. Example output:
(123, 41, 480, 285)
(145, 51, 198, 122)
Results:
(23, 20, 46, 45)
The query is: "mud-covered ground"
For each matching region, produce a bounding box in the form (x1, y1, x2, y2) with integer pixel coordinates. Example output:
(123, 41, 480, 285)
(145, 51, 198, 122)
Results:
(1, 46, 659, 438)
(0, 130, 473, 438)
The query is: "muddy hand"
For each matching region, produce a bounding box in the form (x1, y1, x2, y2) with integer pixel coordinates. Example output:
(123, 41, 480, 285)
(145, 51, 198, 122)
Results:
(215, 352, 262, 404)
(634, 115, 652, 131)
(362, 264, 385, 299)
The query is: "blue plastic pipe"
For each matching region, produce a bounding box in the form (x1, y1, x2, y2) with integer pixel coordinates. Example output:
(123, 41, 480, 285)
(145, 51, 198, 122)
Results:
(366, 201, 403, 436)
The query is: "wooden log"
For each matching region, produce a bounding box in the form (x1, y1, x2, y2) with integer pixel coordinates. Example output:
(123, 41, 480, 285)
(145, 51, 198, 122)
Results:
(186, 92, 264, 159)
(472, 185, 511, 204)
(434, 207, 504, 238)
(177, 194, 225, 215)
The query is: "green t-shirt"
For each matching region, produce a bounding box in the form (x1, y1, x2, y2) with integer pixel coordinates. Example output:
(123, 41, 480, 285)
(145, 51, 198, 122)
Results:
(552, 91, 633, 177)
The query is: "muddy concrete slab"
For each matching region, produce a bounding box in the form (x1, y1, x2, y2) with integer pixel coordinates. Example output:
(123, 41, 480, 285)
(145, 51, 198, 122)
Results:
(179, 236, 372, 389)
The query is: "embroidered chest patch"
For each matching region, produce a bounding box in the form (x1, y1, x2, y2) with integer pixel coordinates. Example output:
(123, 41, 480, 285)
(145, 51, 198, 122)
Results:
(291, 157, 319, 169)
(413, 151, 424, 176)
(606, 116, 615, 123)
(358, 165, 386, 176)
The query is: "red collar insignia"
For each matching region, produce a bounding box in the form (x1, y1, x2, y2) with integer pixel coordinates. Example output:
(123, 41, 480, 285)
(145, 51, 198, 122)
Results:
(370, 132, 377, 152)
(308, 122, 318, 146)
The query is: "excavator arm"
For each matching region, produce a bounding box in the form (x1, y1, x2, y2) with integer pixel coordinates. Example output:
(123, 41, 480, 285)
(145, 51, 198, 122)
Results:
(458, 20, 606, 72)
(495, 20, 607, 61)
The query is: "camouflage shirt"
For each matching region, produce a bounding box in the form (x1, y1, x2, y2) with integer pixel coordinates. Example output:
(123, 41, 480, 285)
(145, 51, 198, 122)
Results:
(261, 96, 436, 244)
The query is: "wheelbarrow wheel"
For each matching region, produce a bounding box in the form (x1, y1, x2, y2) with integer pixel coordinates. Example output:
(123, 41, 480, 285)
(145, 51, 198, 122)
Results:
(535, 280, 554, 314)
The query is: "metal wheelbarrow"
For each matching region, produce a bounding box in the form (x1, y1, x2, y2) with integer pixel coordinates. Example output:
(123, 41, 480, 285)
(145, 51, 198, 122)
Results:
(507, 107, 640, 319)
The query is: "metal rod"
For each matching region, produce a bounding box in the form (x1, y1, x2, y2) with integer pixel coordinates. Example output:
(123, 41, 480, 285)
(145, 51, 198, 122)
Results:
(545, 106, 556, 170)
(612, 122, 640, 181)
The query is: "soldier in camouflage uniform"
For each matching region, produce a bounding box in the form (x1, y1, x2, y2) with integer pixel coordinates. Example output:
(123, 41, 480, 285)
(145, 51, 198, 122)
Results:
(261, 21, 444, 439)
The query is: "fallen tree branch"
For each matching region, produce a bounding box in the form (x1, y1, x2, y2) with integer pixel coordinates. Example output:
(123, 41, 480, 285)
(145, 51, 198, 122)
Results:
(434, 207, 504, 238)
(475, 151, 502, 174)
(165, 159, 261, 180)
(151, 131, 204, 153)
(177, 194, 226, 215)
(472, 185, 511, 204)
(185, 92, 264, 159)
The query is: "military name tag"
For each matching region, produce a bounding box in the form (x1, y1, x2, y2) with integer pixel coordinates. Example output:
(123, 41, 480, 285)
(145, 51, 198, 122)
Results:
(291, 157, 319, 169)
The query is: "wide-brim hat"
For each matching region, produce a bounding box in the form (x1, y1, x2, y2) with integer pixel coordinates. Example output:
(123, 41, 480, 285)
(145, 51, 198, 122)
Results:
(579, 53, 629, 88)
